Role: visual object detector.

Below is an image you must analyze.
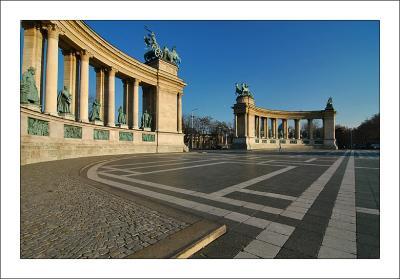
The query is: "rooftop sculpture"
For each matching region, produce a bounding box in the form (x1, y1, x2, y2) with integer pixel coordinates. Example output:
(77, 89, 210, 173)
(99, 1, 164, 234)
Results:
(235, 82, 254, 98)
(325, 96, 334, 110)
(144, 27, 181, 67)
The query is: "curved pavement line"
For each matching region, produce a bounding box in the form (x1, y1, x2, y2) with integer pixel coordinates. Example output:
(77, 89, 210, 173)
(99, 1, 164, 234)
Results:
(86, 160, 284, 228)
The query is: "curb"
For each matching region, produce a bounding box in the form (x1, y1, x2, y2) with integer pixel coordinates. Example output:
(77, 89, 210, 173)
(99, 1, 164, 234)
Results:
(125, 220, 227, 259)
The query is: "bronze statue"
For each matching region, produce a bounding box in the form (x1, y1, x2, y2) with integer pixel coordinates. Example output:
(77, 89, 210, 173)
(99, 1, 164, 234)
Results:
(141, 110, 152, 129)
(20, 67, 40, 105)
(326, 97, 334, 109)
(143, 27, 181, 67)
(57, 86, 72, 113)
(117, 106, 127, 125)
(235, 82, 254, 98)
(89, 99, 101, 122)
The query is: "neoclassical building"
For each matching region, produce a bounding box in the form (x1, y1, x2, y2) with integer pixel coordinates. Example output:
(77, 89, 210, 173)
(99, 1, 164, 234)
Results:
(20, 20, 186, 164)
(232, 86, 337, 150)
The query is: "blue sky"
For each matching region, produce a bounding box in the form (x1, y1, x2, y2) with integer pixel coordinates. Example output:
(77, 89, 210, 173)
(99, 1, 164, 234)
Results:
(21, 20, 379, 128)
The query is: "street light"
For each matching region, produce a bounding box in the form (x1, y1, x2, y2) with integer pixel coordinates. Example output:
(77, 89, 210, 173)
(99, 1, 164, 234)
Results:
(190, 108, 198, 150)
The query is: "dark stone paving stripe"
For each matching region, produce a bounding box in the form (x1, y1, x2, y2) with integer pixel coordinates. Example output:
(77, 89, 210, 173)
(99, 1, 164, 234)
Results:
(247, 165, 329, 197)
(355, 168, 380, 210)
(97, 174, 271, 219)
(357, 210, 380, 258)
(275, 155, 350, 258)
(134, 163, 283, 193)
(224, 191, 292, 209)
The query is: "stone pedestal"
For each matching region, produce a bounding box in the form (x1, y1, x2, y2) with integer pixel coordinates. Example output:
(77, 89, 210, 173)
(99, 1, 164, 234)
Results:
(142, 127, 151, 132)
(58, 112, 75, 120)
(92, 120, 104, 126)
(116, 124, 128, 129)
(145, 59, 178, 76)
(21, 103, 41, 112)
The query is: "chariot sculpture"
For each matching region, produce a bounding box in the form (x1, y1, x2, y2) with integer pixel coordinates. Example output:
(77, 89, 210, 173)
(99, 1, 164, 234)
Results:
(235, 82, 254, 98)
(143, 27, 181, 67)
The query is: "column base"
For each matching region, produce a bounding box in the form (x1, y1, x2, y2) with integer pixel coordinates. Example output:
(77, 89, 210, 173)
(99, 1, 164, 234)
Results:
(323, 139, 338, 149)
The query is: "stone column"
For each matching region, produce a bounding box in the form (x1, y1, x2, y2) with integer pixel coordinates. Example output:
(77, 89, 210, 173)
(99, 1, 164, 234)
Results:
(123, 79, 130, 125)
(22, 22, 44, 102)
(308, 119, 314, 139)
(245, 113, 248, 137)
(63, 51, 77, 116)
(295, 119, 301, 139)
(79, 50, 90, 122)
(44, 25, 59, 115)
(95, 68, 105, 120)
(271, 118, 276, 138)
(235, 114, 238, 137)
(177, 93, 183, 133)
(264, 117, 269, 138)
(122, 79, 130, 117)
(132, 79, 140, 129)
(106, 67, 116, 127)
(257, 116, 261, 138)
(283, 119, 288, 139)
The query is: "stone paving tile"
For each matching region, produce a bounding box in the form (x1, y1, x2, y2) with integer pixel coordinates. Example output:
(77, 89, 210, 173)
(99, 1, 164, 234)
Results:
(256, 230, 289, 247)
(318, 246, 356, 258)
(321, 235, 357, 254)
(21, 162, 189, 259)
(243, 239, 281, 258)
(234, 251, 260, 259)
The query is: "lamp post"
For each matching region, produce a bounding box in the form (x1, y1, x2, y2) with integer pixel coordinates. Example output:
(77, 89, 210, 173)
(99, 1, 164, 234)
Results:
(350, 128, 353, 150)
(190, 108, 198, 150)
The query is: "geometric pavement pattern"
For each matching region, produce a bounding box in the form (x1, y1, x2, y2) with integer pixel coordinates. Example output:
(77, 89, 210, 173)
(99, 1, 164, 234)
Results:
(87, 149, 380, 258)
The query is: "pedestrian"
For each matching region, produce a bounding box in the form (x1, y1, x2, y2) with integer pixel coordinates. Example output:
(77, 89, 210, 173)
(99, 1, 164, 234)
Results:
(279, 140, 282, 152)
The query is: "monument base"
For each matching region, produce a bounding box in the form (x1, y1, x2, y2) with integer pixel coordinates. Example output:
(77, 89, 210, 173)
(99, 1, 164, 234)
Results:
(58, 113, 75, 121)
(21, 103, 41, 112)
(116, 124, 128, 129)
(92, 120, 104, 126)
(323, 139, 338, 150)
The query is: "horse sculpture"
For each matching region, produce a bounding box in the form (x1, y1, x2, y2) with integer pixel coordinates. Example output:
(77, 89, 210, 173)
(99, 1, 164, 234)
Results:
(143, 27, 181, 67)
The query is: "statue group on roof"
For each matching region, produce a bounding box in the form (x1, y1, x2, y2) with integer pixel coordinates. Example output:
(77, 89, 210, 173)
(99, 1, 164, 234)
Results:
(143, 27, 181, 67)
(235, 82, 254, 98)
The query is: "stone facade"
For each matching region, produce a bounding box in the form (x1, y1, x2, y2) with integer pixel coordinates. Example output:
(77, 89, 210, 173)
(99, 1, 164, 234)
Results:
(20, 20, 186, 165)
(232, 96, 337, 150)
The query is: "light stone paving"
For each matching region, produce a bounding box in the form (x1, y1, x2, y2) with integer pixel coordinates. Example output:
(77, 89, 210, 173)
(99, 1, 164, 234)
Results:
(356, 207, 380, 215)
(318, 151, 357, 258)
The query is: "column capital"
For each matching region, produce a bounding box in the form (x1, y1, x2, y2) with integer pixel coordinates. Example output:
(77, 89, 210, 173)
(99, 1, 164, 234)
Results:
(133, 78, 142, 86)
(105, 66, 117, 75)
(21, 20, 42, 30)
(44, 23, 61, 39)
(94, 67, 104, 73)
(78, 50, 91, 61)
(61, 49, 76, 57)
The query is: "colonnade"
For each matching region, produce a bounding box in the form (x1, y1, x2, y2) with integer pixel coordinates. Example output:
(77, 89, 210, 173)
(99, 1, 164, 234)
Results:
(232, 95, 337, 149)
(21, 21, 183, 133)
(252, 116, 315, 140)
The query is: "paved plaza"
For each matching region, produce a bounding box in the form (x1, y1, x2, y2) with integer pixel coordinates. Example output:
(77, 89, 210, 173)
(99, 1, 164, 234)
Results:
(85, 149, 380, 259)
